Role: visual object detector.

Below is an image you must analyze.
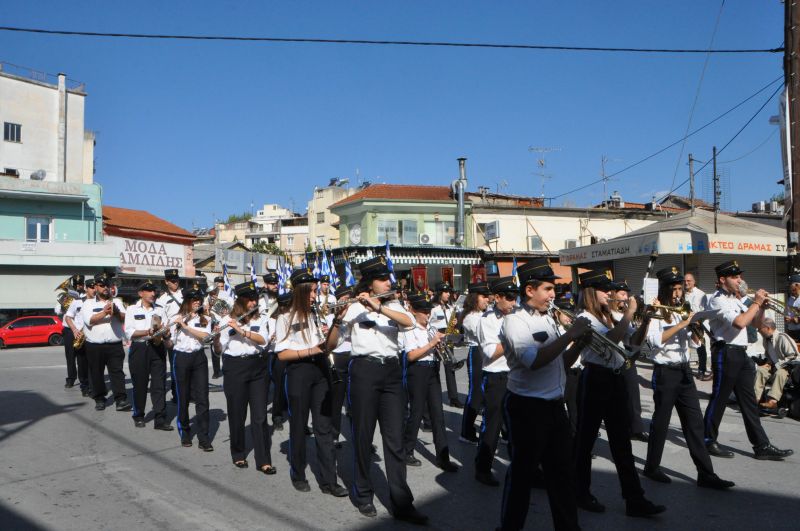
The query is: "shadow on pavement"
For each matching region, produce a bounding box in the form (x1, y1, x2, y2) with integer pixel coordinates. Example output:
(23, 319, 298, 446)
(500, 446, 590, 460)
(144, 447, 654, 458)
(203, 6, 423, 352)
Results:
(0, 500, 48, 531)
(0, 390, 83, 445)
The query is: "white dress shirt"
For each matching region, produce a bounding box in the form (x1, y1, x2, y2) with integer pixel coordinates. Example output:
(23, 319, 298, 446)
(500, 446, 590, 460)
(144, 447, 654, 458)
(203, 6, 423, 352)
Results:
(478, 308, 511, 373)
(707, 289, 749, 346)
(171, 314, 211, 352)
(578, 311, 626, 370)
(156, 289, 184, 321)
(461, 311, 482, 347)
(65, 298, 86, 332)
(81, 297, 126, 344)
(218, 314, 269, 357)
(398, 323, 436, 363)
(343, 300, 414, 359)
(430, 303, 453, 331)
(646, 313, 690, 365)
(275, 312, 325, 352)
(501, 306, 566, 399)
(124, 301, 167, 342)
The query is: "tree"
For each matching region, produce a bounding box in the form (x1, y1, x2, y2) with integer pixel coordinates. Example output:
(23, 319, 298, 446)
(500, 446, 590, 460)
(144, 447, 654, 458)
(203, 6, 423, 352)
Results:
(769, 192, 785, 206)
(225, 211, 252, 224)
(251, 241, 287, 258)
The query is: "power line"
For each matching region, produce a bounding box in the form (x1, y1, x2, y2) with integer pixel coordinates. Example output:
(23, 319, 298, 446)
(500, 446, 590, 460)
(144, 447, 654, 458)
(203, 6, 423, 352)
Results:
(547, 75, 783, 200)
(0, 25, 783, 54)
(717, 128, 778, 164)
(655, 82, 783, 204)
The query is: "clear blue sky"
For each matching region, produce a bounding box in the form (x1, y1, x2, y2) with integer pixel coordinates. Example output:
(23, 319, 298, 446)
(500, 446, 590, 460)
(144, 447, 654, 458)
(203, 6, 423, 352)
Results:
(2, 1, 785, 230)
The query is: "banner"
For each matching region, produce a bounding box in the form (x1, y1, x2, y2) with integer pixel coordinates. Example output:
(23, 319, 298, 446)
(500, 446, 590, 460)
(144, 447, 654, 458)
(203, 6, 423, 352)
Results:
(441, 266, 454, 287)
(109, 236, 190, 277)
(411, 265, 428, 292)
(470, 264, 486, 283)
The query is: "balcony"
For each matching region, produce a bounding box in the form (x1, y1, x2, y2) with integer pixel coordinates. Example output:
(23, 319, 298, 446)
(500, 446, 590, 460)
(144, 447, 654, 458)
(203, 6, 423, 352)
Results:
(0, 239, 119, 268)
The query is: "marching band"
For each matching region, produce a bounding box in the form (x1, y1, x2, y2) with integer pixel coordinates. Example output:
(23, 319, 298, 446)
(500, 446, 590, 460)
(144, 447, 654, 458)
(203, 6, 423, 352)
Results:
(53, 253, 798, 528)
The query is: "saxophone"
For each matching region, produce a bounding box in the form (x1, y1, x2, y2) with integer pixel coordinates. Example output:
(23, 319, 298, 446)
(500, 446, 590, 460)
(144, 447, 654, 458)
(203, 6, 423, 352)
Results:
(440, 306, 465, 370)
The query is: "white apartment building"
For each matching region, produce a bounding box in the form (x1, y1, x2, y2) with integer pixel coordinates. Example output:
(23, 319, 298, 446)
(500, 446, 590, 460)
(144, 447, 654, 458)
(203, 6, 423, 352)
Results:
(307, 178, 355, 249)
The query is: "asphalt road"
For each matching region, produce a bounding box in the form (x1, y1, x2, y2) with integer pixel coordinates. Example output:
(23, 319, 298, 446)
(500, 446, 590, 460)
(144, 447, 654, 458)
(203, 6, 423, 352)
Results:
(1, 345, 799, 531)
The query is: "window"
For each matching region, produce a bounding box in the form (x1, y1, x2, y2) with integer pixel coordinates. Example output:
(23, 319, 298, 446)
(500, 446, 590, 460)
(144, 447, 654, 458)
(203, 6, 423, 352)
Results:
(317, 212, 325, 224)
(377, 219, 399, 244)
(4, 122, 21, 143)
(401, 220, 418, 245)
(436, 221, 456, 245)
(26, 216, 51, 242)
(287, 235, 294, 246)
(11, 318, 35, 329)
(528, 235, 543, 251)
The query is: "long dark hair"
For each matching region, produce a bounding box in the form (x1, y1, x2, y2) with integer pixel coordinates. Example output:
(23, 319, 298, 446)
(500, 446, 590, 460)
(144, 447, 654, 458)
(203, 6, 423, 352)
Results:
(230, 295, 257, 323)
(179, 297, 208, 327)
(283, 282, 316, 344)
(577, 287, 614, 328)
(458, 292, 482, 328)
(656, 283, 684, 324)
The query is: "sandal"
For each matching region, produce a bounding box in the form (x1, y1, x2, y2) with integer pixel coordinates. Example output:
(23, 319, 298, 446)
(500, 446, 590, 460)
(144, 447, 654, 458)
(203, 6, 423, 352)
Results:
(259, 465, 276, 475)
(234, 460, 249, 469)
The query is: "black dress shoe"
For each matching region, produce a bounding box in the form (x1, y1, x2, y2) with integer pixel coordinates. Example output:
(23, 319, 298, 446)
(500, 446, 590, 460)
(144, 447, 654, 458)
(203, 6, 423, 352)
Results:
(643, 468, 671, 483)
(198, 442, 214, 452)
(576, 494, 605, 513)
(358, 503, 377, 517)
(697, 473, 735, 489)
(394, 506, 429, 525)
(181, 440, 193, 448)
(320, 484, 348, 497)
(436, 459, 459, 473)
(233, 460, 248, 469)
(115, 400, 132, 412)
(631, 432, 650, 443)
(475, 470, 500, 486)
(706, 442, 734, 458)
(292, 480, 311, 492)
(304, 426, 313, 436)
(64, 381, 75, 389)
(449, 399, 464, 408)
(420, 421, 433, 433)
(94, 401, 106, 411)
(272, 419, 284, 431)
(626, 498, 666, 518)
(754, 444, 794, 461)
(211, 372, 221, 379)
(405, 455, 422, 467)
(81, 389, 91, 397)
(134, 419, 146, 428)
(154, 424, 174, 431)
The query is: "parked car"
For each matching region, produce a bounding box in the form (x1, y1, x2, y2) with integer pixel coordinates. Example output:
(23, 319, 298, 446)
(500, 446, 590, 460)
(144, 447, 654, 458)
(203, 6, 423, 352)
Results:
(0, 315, 63, 348)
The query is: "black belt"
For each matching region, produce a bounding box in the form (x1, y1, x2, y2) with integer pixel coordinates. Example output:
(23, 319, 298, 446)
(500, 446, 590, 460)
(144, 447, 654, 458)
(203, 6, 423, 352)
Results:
(357, 355, 400, 365)
(657, 362, 691, 370)
(583, 361, 630, 374)
(223, 353, 265, 361)
(414, 360, 438, 367)
(712, 343, 746, 351)
(88, 341, 122, 346)
(482, 370, 509, 378)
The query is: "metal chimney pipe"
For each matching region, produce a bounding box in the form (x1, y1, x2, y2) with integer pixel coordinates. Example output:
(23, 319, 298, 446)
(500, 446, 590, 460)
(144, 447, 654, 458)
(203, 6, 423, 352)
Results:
(453, 157, 467, 246)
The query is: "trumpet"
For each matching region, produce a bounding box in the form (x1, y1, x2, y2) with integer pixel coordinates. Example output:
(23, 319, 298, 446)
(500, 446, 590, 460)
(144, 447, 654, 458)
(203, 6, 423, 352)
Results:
(645, 302, 693, 321)
(550, 303, 631, 361)
(327, 290, 397, 311)
(744, 288, 788, 315)
(427, 325, 463, 368)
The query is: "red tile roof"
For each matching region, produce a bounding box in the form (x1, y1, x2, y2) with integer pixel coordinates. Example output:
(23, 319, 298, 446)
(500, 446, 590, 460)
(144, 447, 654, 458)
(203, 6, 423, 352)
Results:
(330, 184, 453, 208)
(103, 206, 195, 245)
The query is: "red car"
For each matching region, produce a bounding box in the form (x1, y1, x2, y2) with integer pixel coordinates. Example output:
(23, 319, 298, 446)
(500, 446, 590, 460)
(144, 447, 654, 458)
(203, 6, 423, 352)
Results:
(0, 315, 64, 348)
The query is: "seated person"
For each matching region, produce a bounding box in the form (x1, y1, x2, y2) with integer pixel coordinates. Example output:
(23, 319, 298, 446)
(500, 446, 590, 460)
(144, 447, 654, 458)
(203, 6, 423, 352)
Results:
(755, 318, 799, 409)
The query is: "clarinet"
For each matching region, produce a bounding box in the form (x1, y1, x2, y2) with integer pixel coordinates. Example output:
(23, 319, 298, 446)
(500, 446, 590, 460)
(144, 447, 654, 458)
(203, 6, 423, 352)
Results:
(311, 303, 342, 384)
(203, 306, 260, 344)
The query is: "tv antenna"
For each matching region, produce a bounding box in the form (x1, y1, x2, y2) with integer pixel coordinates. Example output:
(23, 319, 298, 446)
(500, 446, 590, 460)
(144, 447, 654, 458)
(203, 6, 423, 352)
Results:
(600, 155, 621, 207)
(528, 146, 561, 199)
(496, 179, 509, 194)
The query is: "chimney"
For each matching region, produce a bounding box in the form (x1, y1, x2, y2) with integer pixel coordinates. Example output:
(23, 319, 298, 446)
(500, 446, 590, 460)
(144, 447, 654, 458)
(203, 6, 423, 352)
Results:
(57, 73, 67, 182)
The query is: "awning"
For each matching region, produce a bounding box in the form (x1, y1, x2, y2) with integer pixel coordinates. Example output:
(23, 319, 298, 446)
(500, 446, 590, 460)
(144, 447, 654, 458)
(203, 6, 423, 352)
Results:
(0, 189, 89, 202)
(334, 246, 483, 266)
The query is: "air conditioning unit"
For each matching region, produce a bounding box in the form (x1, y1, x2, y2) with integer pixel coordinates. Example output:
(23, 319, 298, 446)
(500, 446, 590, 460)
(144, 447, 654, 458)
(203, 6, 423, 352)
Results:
(565, 239, 578, 249)
(597, 237, 608, 243)
(419, 233, 432, 245)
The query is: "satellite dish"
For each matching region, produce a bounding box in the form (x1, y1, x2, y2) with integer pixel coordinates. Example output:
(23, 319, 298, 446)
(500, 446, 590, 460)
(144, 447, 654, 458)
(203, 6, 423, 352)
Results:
(30, 170, 46, 180)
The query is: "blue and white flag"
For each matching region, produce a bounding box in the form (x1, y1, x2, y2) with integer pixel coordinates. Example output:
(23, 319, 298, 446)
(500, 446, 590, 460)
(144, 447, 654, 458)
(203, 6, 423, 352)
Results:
(511, 256, 519, 287)
(222, 262, 235, 299)
(249, 256, 259, 287)
(320, 248, 331, 280)
(327, 248, 340, 289)
(343, 254, 356, 287)
(385, 239, 397, 284)
(277, 257, 288, 295)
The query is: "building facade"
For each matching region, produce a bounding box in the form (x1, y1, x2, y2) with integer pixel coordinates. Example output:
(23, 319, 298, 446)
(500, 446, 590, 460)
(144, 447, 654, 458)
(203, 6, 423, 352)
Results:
(307, 179, 356, 249)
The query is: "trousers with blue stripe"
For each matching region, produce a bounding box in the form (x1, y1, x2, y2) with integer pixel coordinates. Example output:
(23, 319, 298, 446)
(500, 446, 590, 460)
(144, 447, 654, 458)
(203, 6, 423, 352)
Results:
(284, 360, 336, 485)
(223, 354, 271, 467)
(475, 371, 508, 473)
(128, 341, 167, 424)
(173, 349, 210, 445)
(402, 358, 449, 460)
(702, 344, 769, 448)
(461, 345, 484, 439)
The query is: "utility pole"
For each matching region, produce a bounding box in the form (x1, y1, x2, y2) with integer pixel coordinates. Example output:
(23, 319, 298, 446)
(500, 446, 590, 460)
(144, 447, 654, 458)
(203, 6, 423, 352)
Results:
(689, 153, 696, 214)
(785, 0, 800, 266)
(712, 146, 719, 234)
(601, 155, 608, 207)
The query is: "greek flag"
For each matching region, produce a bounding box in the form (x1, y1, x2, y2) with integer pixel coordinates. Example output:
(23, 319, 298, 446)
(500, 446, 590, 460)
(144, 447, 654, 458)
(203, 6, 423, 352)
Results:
(320, 249, 331, 280)
(343, 254, 356, 287)
(327, 248, 340, 289)
(222, 262, 235, 298)
(385, 239, 396, 284)
(277, 257, 288, 295)
(249, 256, 259, 287)
(511, 256, 519, 286)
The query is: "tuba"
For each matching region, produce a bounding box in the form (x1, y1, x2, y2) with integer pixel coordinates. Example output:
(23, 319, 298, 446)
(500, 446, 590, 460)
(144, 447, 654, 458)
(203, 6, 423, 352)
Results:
(55, 277, 77, 313)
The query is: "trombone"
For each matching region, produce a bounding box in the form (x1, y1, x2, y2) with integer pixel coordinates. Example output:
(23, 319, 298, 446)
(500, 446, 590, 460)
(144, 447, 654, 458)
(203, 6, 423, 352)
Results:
(744, 289, 788, 315)
(644, 302, 692, 321)
(550, 303, 632, 361)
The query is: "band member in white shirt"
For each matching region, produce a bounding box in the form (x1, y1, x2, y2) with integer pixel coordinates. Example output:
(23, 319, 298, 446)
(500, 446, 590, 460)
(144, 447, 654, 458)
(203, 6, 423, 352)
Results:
(499, 258, 590, 531)
(171, 288, 212, 451)
(573, 269, 665, 518)
(59, 274, 85, 389)
(316, 274, 337, 313)
(474, 277, 516, 487)
(81, 272, 131, 412)
(214, 281, 274, 474)
(269, 292, 292, 431)
(459, 282, 491, 444)
(643, 268, 734, 489)
(123, 281, 172, 431)
(206, 275, 233, 379)
(703, 260, 793, 461)
(64, 276, 93, 396)
(157, 268, 184, 402)
(330, 286, 354, 446)
(325, 257, 427, 524)
(399, 293, 459, 472)
(431, 281, 461, 407)
(274, 270, 346, 495)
